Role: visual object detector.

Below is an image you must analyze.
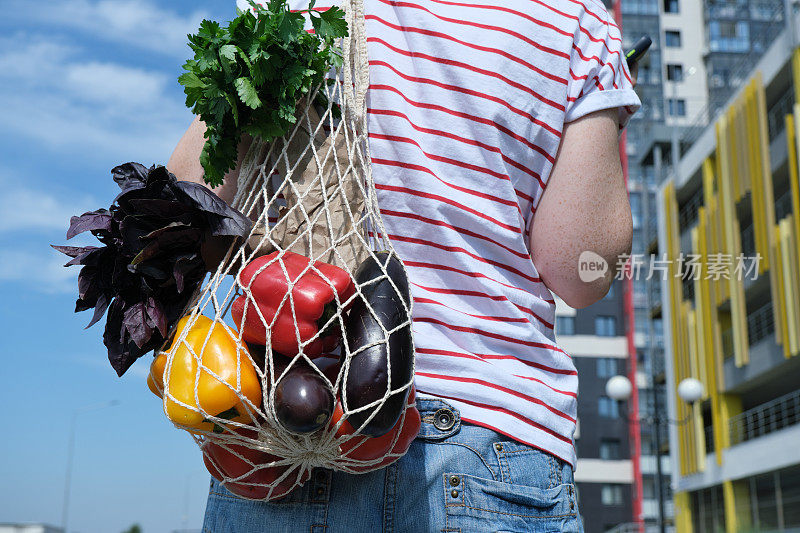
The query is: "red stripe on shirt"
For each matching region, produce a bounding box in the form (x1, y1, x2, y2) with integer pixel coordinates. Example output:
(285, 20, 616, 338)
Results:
(416, 371, 576, 422)
(403, 260, 543, 296)
(416, 389, 573, 443)
(415, 316, 569, 355)
(366, 31, 565, 112)
(369, 79, 559, 153)
(369, 107, 545, 188)
(381, 209, 531, 260)
(386, 233, 540, 284)
(374, 179, 521, 233)
(414, 297, 531, 324)
(412, 282, 554, 329)
(379, 0, 571, 80)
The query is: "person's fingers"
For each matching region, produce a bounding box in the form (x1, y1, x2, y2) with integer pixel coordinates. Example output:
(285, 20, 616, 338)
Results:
(630, 62, 639, 88)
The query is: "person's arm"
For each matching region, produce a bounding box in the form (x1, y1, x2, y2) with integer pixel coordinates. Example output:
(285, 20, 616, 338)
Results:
(530, 108, 632, 309)
(166, 116, 252, 206)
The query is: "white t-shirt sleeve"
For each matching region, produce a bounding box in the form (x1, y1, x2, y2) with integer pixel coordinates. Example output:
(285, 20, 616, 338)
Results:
(564, 5, 640, 128)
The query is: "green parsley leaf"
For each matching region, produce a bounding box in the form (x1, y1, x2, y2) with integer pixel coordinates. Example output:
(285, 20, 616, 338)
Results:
(178, 0, 348, 187)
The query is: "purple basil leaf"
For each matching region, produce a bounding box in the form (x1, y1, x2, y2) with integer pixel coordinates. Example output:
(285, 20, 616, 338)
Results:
(52, 245, 96, 258)
(119, 215, 158, 256)
(128, 198, 191, 219)
(129, 261, 170, 280)
(77, 265, 100, 304)
(171, 254, 201, 293)
(175, 181, 253, 237)
(145, 297, 168, 338)
(104, 298, 132, 376)
(123, 300, 152, 349)
(67, 209, 113, 239)
(85, 293, 111, 329)
(112, 162, 149, 192)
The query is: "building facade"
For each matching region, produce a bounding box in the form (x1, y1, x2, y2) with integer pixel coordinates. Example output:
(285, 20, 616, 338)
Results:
(556, 289, 634, 533)
(656, 9, 800, 531)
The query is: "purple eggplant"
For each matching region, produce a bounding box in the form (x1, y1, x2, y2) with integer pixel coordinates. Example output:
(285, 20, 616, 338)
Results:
(274, 362, 334, 434)
(343, 251, 414, 437)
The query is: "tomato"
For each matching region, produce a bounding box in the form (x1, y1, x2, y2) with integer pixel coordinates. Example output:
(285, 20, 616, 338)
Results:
(332, 385, 420, 470)
(202, 428, 310, 500)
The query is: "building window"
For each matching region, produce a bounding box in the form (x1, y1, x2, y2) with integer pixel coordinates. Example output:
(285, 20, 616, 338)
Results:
(665, 30, 681, 47)
(666, 63, 684, 82)
(599, 396, 622, 418)
(709, 20, 750, 53)
(556, 316, 575, 336)
(600, 438, 621, 460)
(603, 281, 616, 300)
(641, 433, 655, 455)
(663, 0, 679, 12)
(597, 358, 618, 378)
(601, 484, 625, 505)
(668, 98, 686, 116)
(595, 316, 617, 336)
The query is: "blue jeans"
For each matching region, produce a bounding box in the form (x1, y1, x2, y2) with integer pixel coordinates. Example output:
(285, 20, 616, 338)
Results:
(203, 398, 583, 532)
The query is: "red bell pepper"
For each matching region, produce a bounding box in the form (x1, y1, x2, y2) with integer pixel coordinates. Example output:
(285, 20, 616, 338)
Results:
(232, 251, 355, 357)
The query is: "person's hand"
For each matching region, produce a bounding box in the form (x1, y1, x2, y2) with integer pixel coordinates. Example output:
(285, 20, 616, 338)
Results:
(630, 61, 639, 88)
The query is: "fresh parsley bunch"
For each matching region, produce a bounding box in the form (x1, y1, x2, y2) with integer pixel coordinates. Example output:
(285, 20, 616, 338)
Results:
(179, 0, 348, 187)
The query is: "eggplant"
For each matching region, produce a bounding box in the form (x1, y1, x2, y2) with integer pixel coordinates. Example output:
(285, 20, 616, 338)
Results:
(274, 362, 334, 434)
(343, 251, 414, 437)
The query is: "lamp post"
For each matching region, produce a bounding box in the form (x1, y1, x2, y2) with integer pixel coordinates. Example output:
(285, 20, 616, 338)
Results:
(62, 400, 120, 533)
(606, 376, 703, 533)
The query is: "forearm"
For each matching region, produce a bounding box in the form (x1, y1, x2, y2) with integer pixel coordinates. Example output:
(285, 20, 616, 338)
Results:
(531, 109, 632, 309)
(166, 116, 251, 206)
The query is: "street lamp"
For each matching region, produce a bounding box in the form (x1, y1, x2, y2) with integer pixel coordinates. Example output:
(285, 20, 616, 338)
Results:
(605, 375, 704, 533)
(62, 400, 120, 533)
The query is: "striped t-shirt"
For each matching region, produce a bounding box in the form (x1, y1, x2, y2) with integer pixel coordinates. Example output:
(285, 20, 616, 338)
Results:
(237, 0, 640, 466)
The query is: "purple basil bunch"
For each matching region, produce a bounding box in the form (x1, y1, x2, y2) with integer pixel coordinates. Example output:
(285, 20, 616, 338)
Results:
(53, 163, 252, 376)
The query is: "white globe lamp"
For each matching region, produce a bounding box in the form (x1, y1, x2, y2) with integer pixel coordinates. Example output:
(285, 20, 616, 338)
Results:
(677, 378, 704, 404)
(606, 375, 633, 401)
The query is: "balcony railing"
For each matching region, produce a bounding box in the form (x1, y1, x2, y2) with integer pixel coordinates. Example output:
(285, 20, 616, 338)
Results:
(678, 190, 703, 231)
(729, 389, 800, 445)
(705, 424, 715, 455)
(767, 87, 794, 141)
(680, 5, 785, 151)
(721, 328, 734, 360)
(776, 189, 794, 221)
(747, 301, 774, 345)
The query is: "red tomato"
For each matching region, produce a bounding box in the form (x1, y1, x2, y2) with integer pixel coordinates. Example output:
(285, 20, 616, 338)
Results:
(332, 385, 420, 470)
(202, 428, 310, 500)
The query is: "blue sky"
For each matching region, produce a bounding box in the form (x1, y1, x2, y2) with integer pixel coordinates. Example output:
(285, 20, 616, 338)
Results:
(0, 1, 240, 531)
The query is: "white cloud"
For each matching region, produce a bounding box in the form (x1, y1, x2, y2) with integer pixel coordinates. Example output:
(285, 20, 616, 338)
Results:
(0, 181, 94, 233)
(66, 62, 168, 107)
(4, 0, 209, 59)
(0, 35, 190, 164)
(0, 249, 77, 294)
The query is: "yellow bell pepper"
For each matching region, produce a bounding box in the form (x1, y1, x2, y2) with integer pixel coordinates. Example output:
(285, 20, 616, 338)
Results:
(148, 315, 261, 432)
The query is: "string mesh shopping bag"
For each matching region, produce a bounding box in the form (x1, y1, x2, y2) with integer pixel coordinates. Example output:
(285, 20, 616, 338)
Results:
(154, 0, 419, 501)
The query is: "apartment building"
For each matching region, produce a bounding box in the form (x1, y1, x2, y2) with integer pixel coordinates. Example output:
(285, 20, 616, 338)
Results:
(555, 289, 634, 533)
(616, 0, 710, 528)
(655, 11, 800, 531)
